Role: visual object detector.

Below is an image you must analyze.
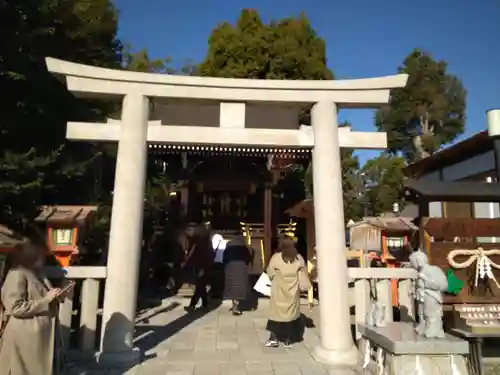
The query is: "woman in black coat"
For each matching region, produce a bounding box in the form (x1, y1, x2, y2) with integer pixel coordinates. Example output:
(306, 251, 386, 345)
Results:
(184, 225, 215, 313)
(223, 235, 253, 315)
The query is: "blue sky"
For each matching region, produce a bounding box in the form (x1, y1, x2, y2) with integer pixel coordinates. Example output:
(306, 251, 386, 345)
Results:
(114, 0, 500, 164)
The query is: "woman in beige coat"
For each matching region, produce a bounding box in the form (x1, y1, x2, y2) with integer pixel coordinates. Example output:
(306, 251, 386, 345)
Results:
(265, 237, 306, 348)
(0, 242, 66, 375)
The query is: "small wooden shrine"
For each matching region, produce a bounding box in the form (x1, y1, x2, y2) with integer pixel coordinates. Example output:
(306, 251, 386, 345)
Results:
(348, 215, 417, 305)
(287, 199, 417, 267)
(404, 178, 500, 304)
(348, 215, 417, 265)
(287, 199, 419, 306)
(35, 205, 97, 267)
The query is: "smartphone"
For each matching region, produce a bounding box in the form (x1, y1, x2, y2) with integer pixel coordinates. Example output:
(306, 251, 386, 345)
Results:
(59, 280, 75, 294)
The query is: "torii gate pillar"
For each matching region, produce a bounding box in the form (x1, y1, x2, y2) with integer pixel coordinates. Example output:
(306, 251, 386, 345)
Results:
(311, 101, 357, 364)
(99, 94, 150, 361)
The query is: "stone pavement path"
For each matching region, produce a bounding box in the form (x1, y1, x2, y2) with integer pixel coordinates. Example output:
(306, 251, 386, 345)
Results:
(66, 298, 359, 375)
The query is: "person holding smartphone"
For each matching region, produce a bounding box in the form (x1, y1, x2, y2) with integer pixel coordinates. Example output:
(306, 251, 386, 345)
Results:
(0, 240, 74, 375)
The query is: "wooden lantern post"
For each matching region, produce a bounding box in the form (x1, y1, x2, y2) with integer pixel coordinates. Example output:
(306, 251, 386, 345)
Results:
(35, 205, 97, 267)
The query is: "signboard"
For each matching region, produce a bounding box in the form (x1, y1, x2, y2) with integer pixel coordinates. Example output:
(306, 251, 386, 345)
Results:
(424, 218, 500, 240)
(386, 237, 405, 252)
(52, 228, 74, 246)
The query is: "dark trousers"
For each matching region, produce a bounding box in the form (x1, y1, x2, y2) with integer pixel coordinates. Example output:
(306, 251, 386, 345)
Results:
(266, 318, 303, 343)
(210, 263, 224, 299)
(166, 264, 183, 293)
(189, 270, 209, 308)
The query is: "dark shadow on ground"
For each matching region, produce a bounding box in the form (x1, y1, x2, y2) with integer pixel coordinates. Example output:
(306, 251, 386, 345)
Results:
(294, 313, 316, 343)
(136, 287, 178, 314)
(136, 301, 181, 325)
(133, 300, 222, 360)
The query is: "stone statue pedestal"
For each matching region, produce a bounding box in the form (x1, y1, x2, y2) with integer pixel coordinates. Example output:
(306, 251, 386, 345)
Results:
(359, 322, 470, 375)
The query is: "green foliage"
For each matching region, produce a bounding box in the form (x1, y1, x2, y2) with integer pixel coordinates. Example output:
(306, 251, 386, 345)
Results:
(199, 10, 332, 80)
(360, 153, 406, 216)
(123, 45, 199, 76)
(342, 150, 364, 221)
(199, 9, 361, 219)
(122, 45, 175, 74)
(375, 49, 466, 161)
(0, 0, 122, 232)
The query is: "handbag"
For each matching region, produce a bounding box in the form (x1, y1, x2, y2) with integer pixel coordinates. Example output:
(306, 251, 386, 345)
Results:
(253, 272, 271, 297)
(299, 269, 312, 292)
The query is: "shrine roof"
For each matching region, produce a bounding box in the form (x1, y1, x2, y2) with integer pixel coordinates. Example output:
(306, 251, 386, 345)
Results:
(148, 144, 311, 158)
(35, 205, 97, 225)
(404, 178, 500, 202)
(348, 216, 418, 232)
(403, 131, 491, 178)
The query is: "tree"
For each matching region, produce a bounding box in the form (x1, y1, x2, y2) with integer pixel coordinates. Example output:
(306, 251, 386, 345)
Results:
(198, 10, 360, 219)
(122, 45, 175, 74)
(0, 0, 122, 233)
(359, 154, 406, 216)
(199, 10, 332, 80)
(123, 45, 198, 76)
(375, 49, 466, 162)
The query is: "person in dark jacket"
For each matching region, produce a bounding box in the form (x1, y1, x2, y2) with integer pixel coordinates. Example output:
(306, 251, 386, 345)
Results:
(183, 224, 214, 312)
(223, 235, 253, 315)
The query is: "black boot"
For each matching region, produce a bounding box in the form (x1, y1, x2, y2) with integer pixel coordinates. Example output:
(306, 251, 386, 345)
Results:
(231, 300, 242, 316)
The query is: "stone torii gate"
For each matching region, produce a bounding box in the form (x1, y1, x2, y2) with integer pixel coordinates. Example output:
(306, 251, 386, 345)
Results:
(45, 57, 407, 367)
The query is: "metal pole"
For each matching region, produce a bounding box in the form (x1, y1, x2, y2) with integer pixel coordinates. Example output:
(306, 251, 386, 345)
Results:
(487, 109, 500, 181)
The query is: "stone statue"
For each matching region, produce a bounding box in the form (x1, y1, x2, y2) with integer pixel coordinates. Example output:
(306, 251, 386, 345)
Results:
(366, 300, 387, 327)
(366, 279, 388, 328)
(409, 251, 448, 338)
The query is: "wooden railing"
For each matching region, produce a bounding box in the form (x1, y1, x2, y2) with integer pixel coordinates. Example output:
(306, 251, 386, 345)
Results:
(347, 267, 417, 340)
(45, 266, 106, 352)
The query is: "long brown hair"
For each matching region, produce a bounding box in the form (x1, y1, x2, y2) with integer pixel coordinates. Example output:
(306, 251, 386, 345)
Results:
(278, 236, 298, 263)
(11, 240, 46, 270)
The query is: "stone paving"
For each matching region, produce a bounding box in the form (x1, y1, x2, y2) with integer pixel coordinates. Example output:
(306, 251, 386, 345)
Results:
(66, 298, 359, 375)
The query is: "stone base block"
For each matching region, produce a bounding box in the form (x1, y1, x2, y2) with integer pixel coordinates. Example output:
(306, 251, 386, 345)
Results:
(359, 322, 470, 375)
(95, 347, 142, 368)
(312, 344, 359, 366)
(383, 353, 468, 375)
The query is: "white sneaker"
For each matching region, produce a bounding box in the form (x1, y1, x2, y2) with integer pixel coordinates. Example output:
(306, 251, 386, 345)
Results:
(265, 339, 279, 348)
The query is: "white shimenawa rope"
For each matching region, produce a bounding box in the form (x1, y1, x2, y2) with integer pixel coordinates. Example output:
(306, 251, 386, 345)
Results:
(447, 247, 500, 288)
